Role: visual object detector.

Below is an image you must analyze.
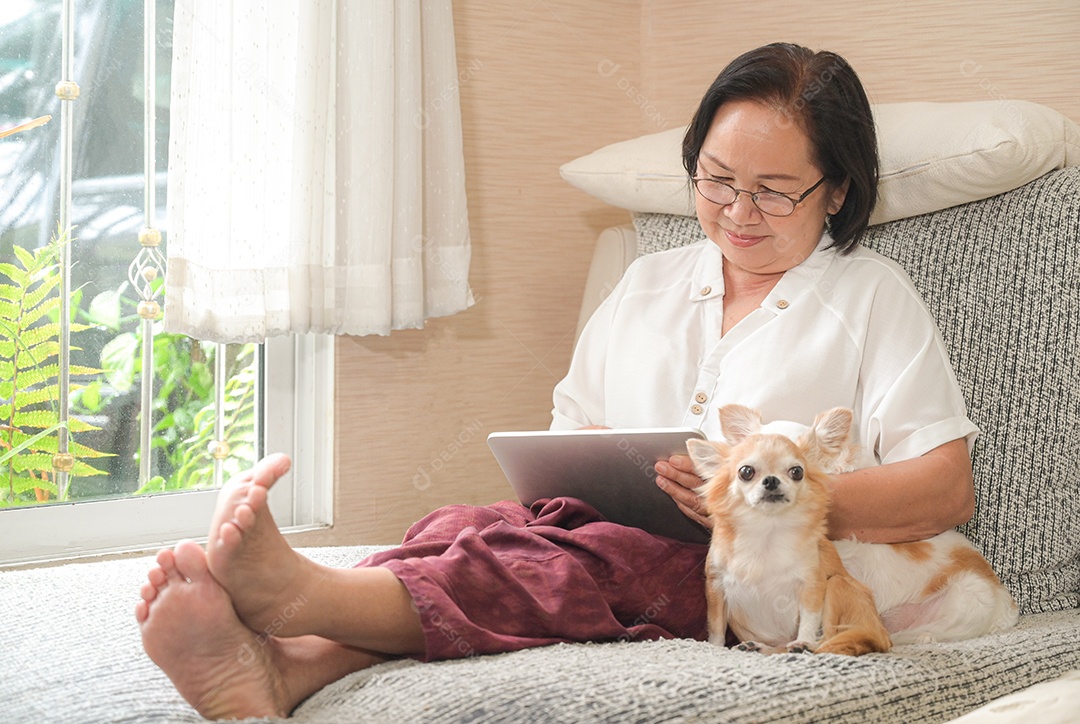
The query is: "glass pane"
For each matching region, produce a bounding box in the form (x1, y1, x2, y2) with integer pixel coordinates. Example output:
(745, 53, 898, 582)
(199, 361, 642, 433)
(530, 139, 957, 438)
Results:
(0, 0, 260, 508)
(131, 340, 260, 494)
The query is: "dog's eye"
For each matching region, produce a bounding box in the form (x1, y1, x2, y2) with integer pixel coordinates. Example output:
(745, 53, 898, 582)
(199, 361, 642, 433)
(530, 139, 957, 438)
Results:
(789, 466, 804, 481)
(738, 465, 755, 481)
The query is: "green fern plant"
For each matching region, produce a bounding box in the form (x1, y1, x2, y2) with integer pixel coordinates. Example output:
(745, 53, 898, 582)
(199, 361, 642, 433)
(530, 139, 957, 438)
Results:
(79, 280, 259, 494)
(0, 232, 111, 506)
(170, 342, 256, 489)
(135, 342, 257, 493)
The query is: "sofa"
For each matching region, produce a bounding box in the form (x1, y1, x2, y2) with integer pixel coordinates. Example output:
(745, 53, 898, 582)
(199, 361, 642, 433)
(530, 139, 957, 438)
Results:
(3, 103, 1080, 722)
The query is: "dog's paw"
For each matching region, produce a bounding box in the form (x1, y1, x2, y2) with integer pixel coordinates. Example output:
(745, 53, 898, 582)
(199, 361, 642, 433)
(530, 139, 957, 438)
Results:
(735, 641, 764, 653)
(785, 641, 815, 654)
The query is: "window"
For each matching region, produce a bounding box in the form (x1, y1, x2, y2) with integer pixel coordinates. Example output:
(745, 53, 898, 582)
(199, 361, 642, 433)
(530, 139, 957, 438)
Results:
(0, 0, 331, 565)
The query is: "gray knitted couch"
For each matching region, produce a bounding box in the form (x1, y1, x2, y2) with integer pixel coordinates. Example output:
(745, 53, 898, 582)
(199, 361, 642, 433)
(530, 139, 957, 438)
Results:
(3, 168, 1079, 722)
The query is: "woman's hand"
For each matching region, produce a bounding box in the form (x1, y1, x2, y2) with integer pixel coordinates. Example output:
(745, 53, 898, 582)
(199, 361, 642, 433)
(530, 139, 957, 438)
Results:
(655, 455, 711, 530)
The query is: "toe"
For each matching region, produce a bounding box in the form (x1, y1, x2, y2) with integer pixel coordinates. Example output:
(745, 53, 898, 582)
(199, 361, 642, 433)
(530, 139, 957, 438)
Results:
(251, 453, 291, 489)
(135, 599, 149, 623)
(233, 502, 257, 532)
(246, 484, 269, 510)
(173, 541, 211, 582)
(156, 548, 183, 583)
(147, 565, 167, 589)
(216, 521, 243, 552)
(141, 579, 160, 602)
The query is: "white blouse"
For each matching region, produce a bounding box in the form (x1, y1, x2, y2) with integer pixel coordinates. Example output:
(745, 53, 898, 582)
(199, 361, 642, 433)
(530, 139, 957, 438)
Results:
(551, 235, 978, 465)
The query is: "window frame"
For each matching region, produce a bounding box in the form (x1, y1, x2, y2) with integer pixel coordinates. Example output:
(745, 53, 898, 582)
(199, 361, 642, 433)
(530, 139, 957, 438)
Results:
(0, 334, 334, 567)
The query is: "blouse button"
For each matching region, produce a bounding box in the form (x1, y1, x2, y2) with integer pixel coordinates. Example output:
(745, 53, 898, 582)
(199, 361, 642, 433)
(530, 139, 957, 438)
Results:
(776, 299, 790, 309)
(691, 404, 704, 415)
(695, 392, 708, 404)
(700, 286, 712, 296)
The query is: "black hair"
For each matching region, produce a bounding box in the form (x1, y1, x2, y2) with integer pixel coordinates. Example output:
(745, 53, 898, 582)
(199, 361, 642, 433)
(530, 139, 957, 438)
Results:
(682, 43, 878, 253)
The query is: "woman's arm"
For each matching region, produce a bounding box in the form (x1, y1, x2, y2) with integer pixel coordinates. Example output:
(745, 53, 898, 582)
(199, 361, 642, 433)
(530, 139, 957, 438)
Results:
(826, 438, 974, 543)
(655, 437, 975, 543)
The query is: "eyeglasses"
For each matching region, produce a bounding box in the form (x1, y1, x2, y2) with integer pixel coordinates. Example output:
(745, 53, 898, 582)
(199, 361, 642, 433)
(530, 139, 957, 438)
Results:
(691, 176, 826, 217)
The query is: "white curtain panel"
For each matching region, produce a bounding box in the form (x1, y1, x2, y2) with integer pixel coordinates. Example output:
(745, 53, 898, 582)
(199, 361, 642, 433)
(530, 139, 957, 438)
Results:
(165, 0, 474, 342)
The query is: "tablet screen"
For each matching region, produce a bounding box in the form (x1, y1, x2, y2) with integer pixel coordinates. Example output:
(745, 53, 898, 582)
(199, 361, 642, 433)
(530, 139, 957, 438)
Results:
(487, 428, 710, 544)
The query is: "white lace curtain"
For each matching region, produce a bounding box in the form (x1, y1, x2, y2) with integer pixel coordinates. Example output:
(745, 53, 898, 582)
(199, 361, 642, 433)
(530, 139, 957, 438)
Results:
(164, 0, 474, 342)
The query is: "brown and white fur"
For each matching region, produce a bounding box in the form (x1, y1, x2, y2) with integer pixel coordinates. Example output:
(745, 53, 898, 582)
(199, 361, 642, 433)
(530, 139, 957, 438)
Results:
(687, 404, 1018, 656)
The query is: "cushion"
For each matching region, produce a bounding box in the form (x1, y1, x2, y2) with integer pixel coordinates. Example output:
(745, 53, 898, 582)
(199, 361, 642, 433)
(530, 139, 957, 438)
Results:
(561, 101, 1080, 225)
(632, 166, 1080, 616)
(949, 670, 1080, 723)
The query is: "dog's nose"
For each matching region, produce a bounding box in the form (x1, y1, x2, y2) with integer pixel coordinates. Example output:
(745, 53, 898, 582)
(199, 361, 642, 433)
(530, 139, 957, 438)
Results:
(762, 475, 780, 491)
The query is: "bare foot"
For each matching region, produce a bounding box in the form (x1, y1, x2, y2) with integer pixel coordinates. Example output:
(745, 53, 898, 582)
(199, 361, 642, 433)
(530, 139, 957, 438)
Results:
(207, 453, 323, 635)
(136, 541, 291, 719)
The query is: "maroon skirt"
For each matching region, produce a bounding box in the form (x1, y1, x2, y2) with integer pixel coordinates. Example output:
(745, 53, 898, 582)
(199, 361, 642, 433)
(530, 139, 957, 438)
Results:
(357, 497, 709, 662)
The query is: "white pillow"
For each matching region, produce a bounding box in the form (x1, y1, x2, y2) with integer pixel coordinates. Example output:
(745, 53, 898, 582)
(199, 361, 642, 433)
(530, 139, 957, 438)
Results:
(559, 101, 1080, 225)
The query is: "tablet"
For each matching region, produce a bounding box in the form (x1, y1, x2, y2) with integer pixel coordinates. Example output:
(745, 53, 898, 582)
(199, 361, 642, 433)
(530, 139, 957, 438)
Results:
(487, 427, 710, 544)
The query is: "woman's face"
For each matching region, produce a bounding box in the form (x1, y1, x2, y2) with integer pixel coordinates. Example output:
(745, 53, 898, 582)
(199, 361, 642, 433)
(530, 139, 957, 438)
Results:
(694, 99, 847, 278)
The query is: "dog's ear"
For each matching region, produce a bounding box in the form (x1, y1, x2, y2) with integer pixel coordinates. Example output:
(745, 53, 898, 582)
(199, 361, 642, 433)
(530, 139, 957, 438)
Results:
(805, 407, 853, 459)
(718, 404, 762, 445)
(686, 438, 730, 483)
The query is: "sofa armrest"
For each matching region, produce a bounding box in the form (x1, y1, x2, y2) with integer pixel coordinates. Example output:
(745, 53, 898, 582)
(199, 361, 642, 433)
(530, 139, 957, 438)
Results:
(575, 224, 637, 344)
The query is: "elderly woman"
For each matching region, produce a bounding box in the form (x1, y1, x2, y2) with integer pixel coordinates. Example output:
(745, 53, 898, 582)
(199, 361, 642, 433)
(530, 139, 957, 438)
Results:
(135, 43, 977, 720)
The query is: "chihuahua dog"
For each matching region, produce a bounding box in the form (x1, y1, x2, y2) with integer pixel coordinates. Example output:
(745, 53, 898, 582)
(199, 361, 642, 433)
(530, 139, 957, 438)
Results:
(687, 404, 1018, 656)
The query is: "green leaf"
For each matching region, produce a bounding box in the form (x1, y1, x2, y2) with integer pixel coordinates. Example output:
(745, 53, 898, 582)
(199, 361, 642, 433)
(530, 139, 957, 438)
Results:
(70, 459, 108, 477)
(11, 245, 33, 268)
(100, 332, 139, 392)
(0, 283, 21, 302)
(22, 273, 61, 311)
(10, 474, 57, 496)
(67, 417, 100, 433)
(4, 386, 58, 407)
(69, 439, 113, 458)
(0, 234, 112, 495)
(185, 362, 213, 399)
(20, 294, 62, 329)
(23, 339, 61, 365)
(87, 289, 123, 331)
(0, 262, 26, 285)
(13, 409, 60, 430)
(21, 432, 57, 454)
(8, 363, 59, 389)
(134, 475, 167, 494)
(0, 299, 19, 319)
(77, 381, 103, 412)
(11, 453, 56, 473)
(0, 422, 66, 467)
(20, 331, 61, 359)
(70, 364, 103, 377)
(0, 318, 18, 343)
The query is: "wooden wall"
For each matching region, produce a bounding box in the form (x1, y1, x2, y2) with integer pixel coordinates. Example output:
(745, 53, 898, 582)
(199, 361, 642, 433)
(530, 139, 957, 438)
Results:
(640, 0, 1079, 126)
(294, 0, 1078, 547)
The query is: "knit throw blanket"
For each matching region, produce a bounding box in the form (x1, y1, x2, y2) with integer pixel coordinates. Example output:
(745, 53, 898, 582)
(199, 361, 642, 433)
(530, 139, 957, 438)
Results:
(2, 546, 1079, 723)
